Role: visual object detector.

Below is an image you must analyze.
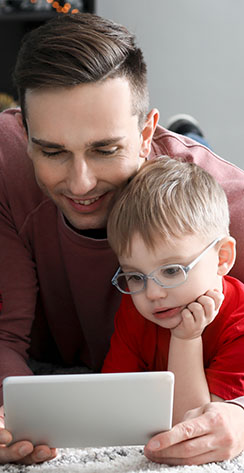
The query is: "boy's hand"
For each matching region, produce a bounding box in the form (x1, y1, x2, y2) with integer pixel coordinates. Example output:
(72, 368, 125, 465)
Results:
(0, 405, 57, 464)
(171, 289, 224, 340)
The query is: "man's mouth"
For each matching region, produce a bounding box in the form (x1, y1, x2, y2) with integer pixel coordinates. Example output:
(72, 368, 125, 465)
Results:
(72, 196, 100, 206)
(152, 306, 183, 320)
(65, 192, 110, 212)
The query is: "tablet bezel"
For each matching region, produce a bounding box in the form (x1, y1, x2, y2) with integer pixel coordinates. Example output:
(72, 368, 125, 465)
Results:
(3, 371, 174, 447)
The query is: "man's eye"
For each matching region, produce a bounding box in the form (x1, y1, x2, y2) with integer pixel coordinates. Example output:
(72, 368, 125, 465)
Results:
(42, 150, 64, 158)
(95, 147, 118, 155)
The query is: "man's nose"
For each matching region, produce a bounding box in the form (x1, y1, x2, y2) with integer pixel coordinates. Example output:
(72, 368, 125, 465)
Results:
(67, 157, 97, 195)
(145, 278, 168, 301)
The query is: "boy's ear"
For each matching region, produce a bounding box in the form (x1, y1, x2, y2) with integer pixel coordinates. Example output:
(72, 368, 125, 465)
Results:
(217, 237, 236, 276)
(139, 108, 159, 159)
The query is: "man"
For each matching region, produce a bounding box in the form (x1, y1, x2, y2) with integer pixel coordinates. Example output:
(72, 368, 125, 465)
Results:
(0, 12, 244, 465)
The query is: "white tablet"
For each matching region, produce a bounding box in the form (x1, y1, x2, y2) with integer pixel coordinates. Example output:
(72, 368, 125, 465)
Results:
(3, 371, 174, 448)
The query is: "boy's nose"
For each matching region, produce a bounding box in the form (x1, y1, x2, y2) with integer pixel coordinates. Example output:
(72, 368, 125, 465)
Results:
(145, 278, 168, 301)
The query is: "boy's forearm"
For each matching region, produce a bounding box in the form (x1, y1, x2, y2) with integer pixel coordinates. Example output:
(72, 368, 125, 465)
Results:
(168, 335, 211, 424)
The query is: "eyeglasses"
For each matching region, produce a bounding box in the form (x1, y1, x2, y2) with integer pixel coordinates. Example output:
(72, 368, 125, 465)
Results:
(112, 237, 221, 295)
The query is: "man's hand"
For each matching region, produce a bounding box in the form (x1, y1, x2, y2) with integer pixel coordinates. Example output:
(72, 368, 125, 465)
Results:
(0, 405, 57, 464)
(144, 402, 244, 465)
(171, 289, 224, 340)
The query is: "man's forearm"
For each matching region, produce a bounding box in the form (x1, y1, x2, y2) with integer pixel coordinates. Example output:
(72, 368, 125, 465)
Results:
(0, 345, 32, 405)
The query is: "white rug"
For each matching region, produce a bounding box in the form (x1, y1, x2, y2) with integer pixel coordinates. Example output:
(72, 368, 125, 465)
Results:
(3, 365, 242, 471)
(0, 447, 244, 473)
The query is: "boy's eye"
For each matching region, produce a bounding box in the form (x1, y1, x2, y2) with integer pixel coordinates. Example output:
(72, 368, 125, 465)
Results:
(129, 274, 142, 282)
(161, 266, 182, 278)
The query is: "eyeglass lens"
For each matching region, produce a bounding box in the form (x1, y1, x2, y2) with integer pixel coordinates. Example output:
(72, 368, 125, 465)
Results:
(116, 265, 187, 293)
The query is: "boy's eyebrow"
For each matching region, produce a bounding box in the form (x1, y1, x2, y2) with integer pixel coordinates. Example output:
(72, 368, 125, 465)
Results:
(121, 264, 143, 273)
(31, 137, 65, 149)
(121, 256, 190, 272)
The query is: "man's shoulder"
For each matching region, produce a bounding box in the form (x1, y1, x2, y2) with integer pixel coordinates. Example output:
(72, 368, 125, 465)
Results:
(0, 108, 39, 186)
(0, 108, 25, 143)
(151, 124, 244, 183)
(0, 108, 49, 229)
(151, 125, 244, 284)
(0, 108, 30, 170)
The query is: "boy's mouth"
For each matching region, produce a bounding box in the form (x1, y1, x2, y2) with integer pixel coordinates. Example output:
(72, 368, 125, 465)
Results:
(152, 306, 183, 320)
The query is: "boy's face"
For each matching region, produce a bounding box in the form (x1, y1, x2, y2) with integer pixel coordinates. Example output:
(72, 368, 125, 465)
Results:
(24, 78, 157, 230)
(119, 233, 222, 330)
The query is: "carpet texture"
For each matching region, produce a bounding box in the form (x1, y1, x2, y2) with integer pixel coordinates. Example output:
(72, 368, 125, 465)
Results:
(3, 364, 242, 471)
(0, 447, 244, 473)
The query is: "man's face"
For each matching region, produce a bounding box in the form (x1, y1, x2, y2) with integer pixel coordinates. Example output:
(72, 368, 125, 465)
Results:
(25, 78, 154, 230)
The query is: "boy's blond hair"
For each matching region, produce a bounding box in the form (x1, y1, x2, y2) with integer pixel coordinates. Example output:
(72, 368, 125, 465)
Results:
(107, 156, 230, 257)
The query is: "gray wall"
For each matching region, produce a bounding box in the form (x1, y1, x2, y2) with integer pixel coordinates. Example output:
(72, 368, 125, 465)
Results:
(96, 0, 244, 169)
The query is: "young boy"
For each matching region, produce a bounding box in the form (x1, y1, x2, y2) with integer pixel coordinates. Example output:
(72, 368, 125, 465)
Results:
(102, 156, 244, 424)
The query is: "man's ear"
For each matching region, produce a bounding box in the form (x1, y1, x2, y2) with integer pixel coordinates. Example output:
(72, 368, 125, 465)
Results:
(15, 112, 28, 141)
(217, 237, 236, 276)
(139, 108, 159, 158)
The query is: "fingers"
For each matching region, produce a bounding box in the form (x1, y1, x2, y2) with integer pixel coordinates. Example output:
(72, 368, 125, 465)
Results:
(145, 446, 227, 466)
(145, 429, 235, 466)
(172, 289, 223, 339)
(145, 415, 215, 465)
(18, 446, 57, 465)
(181, 305, 199, 326)
(0, 407, 57, 465)
(198, 289, 224, 314)
(182, 405, 205, 421)
(145, 413, 210, 452)
(145, 402, 244, 466)
(0, 405, 5, 429)
(0, 429, 56, 465)
(0, 437, 33, 464)
(180, 289, 224, 336)
(178, 304, 206, 338)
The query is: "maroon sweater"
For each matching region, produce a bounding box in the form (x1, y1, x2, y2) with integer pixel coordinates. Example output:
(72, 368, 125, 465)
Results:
(0, 109, 244, 404)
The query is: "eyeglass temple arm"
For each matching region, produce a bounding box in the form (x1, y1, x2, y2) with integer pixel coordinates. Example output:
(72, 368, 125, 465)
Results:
(111, 267, 121, 284)
(185, 237, 222, 273)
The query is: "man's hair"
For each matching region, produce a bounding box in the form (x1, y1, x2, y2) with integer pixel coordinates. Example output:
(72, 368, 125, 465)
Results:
(107, 156, 230, 257)
(13, 12, 149, 129)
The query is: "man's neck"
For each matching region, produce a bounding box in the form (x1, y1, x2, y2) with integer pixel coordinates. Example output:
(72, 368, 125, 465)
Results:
(64, 217, 107, 240)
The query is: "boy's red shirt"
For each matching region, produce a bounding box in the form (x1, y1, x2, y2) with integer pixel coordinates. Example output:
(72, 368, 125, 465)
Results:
(102, 275, 244, 400)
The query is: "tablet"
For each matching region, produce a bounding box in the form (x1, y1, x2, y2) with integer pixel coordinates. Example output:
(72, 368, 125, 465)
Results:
(3, 371, 174, 448)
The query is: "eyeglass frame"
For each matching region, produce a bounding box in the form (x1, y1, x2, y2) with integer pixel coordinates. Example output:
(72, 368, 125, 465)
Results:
(112, 237, 222, 295)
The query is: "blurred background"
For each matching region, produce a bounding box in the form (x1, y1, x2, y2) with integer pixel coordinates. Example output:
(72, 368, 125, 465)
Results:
(0, 0, 243, 169)
(0, 0, 94, 99)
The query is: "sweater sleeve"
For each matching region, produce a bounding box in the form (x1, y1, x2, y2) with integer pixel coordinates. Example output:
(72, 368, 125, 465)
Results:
(0, 112, 37, 405)
(0, 194, 35, 404)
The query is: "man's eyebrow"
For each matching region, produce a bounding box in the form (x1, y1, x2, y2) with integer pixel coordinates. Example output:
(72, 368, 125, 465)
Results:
(89, 137, 125, 147)
(31, 136, 126, 149)
(31, 137, 65, 149)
